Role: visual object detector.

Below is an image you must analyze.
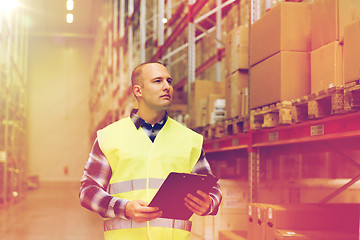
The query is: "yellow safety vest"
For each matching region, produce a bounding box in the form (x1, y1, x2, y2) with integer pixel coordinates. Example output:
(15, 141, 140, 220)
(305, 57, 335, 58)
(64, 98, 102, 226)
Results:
(97, 116, 203, 240)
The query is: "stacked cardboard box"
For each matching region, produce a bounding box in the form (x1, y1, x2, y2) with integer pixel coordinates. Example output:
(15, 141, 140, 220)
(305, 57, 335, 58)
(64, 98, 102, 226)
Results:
(311, 0, 360, 93)
(273, 229, 358, 240)
(218, 230, 246, 240)
(311, 41, 343, 93)
(311, 0, 360, 50)
(191, 179, 248, 240)
(344, 19, 360, 84)
(247, 203, 267, 240)
(225, 26, 248, 77)
(225, 70, 248, 119)
(224, 2, 241, 34)
(247, 203, 360, 240)
(189, 80, 225, 128)
(208, 96, 226, 125)
(249, 2, 311, 109)
(224, 25, 249, 118)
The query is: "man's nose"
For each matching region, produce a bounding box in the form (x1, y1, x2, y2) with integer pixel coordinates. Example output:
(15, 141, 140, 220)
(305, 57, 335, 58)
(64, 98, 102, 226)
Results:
(163, 80, 171, 90)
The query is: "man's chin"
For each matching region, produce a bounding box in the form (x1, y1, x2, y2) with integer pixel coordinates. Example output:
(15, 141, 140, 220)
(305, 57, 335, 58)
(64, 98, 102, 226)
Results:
(161, 102, 172, 110)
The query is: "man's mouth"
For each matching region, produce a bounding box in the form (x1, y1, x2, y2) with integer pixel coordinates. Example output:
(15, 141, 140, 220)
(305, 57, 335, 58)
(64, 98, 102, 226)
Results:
(161, 95, 171, 99)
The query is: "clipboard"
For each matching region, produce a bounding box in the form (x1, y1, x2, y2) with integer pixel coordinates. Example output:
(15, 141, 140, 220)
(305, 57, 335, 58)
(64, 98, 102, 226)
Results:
(148, 172, 218, 220)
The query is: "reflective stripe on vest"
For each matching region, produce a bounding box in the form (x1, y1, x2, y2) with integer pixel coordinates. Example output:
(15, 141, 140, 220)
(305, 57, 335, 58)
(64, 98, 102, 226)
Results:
(108, 178, 164, 195)
(104, 218, 192, 232)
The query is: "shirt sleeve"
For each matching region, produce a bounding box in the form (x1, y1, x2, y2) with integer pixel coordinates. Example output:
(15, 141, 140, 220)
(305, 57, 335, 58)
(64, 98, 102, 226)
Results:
(191, 149, 222, 216)
(79, 138, 129, 219)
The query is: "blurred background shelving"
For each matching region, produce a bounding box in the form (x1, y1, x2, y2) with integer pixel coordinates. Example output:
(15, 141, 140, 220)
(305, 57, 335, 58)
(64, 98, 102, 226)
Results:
(0, 1, 359, 240)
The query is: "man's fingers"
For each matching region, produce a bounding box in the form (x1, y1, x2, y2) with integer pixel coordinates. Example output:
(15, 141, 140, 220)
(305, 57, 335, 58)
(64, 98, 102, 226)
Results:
(185, 202, 201, 215)
(125, 200, 162, 222)
(133, 210, 163, 222)
(196, 190, 208, 198)
(185, 191, 212, 216)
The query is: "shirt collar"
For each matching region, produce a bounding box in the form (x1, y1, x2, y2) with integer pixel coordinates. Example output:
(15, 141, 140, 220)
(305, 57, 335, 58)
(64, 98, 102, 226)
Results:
(130, 109, 168, 129)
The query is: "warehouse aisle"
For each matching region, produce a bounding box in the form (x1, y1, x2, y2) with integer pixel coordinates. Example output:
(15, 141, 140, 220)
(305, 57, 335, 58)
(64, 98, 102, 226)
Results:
(0, 182, 103, 240)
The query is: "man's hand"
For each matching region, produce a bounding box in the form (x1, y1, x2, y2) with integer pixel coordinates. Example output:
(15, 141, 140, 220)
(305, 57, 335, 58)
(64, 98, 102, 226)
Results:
(125, 200, 162, 222)
(184, 190, 212, 216)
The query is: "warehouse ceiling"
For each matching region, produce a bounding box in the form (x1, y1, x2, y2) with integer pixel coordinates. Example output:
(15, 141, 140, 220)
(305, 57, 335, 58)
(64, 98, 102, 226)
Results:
(26, 0, 102, 38)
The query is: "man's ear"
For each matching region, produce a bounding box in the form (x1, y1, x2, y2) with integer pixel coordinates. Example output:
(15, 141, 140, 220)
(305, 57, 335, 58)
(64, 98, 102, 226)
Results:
(133, 85, 142, 98)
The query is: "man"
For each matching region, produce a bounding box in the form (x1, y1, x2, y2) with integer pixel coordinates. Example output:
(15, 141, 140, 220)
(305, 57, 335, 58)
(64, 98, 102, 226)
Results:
(80, 62, 222, 239)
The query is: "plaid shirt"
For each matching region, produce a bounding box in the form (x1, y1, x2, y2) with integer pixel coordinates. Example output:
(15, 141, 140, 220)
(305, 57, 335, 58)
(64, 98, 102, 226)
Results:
(79, 110, 222, 219)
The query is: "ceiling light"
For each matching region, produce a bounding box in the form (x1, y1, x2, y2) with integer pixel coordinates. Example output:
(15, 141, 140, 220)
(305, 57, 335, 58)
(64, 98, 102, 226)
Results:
(66, 13, 73, 23)
(67, 0, 74, 11)
(0, 0, 19, 14)
(162, 18, 168, 24)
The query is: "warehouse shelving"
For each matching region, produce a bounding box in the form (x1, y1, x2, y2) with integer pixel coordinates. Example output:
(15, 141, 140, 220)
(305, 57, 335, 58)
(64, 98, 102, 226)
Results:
(86, 0, 360, 238)
(88, 0, 360, 205)
(0, 1, 29, 206)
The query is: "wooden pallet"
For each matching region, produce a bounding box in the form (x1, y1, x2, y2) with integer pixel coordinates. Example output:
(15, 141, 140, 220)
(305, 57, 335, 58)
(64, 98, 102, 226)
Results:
(202, 122, 225, 140)
(344, 80, 360, 112)
(250, 101, 292, 130)
(292, 86, 344, 122)
(224, 116, 248, 135)
(291, 96, 309, 123)
(308, 86, 344, 119)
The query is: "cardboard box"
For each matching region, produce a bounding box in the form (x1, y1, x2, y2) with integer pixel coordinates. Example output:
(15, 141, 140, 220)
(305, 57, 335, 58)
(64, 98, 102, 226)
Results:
(191, 215, 215, 240)
(225, 76, 232, 118)
(190, 80, 225, 128)
(344, 19, 360, 83)
(249, 2, 311, 66)
(215, 212, 248, 235)
(273, 229, 358, 240)
(219, 231, 247, 240)
(311, 41, 343, 93)
(265, 204, 328, 240)
(207, 94, 225, 125)
(265, 203, 360, 240)
(249, 51, 310, 109)
(226, 70, 248, 118)
(196, 98, 208, 127)
(191, 207, 248, 240)
(225, 2, 240, 33)
(240, 0, 250, 26)
(230, 26, 249, 72)
(248, 203, 267, 240)
(218, 179, 248, 214)
(311, 0, 360, 51)
(225, 32, 232, 77)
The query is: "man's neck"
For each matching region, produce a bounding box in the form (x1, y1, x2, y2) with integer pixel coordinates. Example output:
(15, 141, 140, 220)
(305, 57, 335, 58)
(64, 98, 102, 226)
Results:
(137, 108, 166, 125)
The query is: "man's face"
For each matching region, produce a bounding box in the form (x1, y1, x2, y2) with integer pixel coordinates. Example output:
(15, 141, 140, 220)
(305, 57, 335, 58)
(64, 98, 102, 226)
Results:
(138, 63, 173, 111)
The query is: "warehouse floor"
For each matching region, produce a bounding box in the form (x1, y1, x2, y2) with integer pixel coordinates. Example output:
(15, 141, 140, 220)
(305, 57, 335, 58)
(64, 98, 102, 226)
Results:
(0, 182, 103, 240)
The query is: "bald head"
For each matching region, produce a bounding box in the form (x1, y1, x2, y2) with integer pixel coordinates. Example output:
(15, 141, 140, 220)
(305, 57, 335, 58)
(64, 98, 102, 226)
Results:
(131, 62, 166, 88)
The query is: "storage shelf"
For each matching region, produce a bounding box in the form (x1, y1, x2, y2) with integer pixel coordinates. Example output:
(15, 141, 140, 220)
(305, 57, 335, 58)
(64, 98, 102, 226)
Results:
(252, 111, 360, 147)
(204, 111, 360, 151)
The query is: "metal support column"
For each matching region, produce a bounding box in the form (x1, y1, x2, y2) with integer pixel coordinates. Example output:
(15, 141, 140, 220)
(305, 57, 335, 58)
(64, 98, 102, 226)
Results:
(158, 0, 165, 59)
(158, 0, 165, 46)
(165, 0, 172, 71)
(215, 0, 222, 82)
(152, 0, 158, 58)
(251, 0, 261, 24)
(248, 0, 261, 203)
(249, 147, 260, 203)
(140, 0, 146, 63)
(119, 0, 125, 94)
(188, 0, 196, 107)
(113, 0, 118, 77)
(128, 0, 134, 81)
